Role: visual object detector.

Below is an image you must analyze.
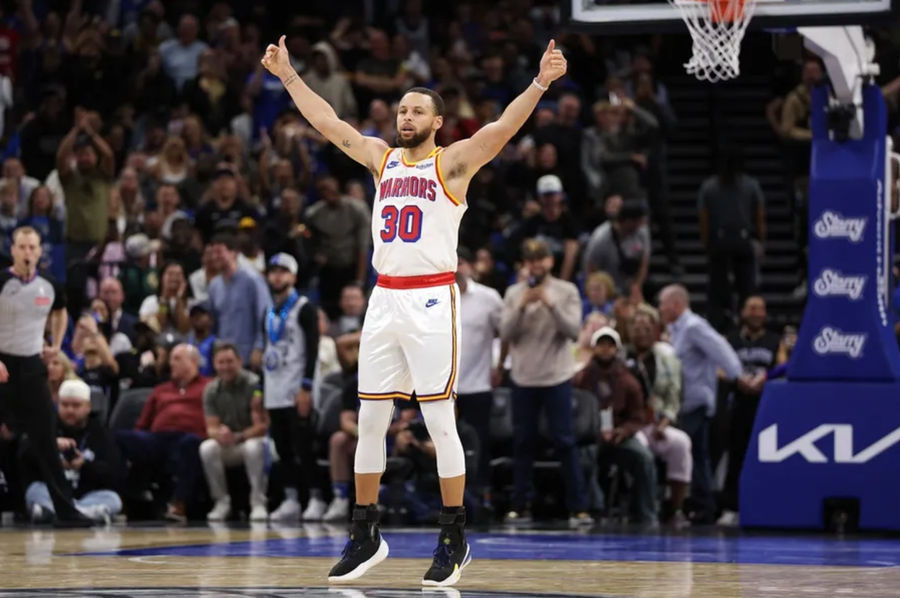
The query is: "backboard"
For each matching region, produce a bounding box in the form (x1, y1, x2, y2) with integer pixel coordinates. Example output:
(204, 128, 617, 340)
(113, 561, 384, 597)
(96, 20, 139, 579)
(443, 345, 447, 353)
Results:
(562, 0, 897, 34)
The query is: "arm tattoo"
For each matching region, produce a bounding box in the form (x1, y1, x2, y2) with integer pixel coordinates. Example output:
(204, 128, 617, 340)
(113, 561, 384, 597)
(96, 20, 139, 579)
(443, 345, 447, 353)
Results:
(282, 74, 298, 87)
(342, 139, 351, 148)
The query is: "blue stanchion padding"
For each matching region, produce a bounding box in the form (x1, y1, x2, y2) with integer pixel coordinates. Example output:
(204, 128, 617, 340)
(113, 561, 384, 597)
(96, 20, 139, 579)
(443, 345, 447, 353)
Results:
(741, 380, 900, 530)
(789, 83, 900, 381)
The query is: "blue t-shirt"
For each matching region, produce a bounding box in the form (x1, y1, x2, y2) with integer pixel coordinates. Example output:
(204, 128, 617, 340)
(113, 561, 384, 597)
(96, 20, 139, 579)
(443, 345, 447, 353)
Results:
(250, 71, 291, 140)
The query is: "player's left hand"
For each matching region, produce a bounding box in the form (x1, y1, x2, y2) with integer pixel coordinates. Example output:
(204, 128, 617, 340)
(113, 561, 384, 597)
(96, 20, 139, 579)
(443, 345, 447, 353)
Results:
(537, 39, 567, 87)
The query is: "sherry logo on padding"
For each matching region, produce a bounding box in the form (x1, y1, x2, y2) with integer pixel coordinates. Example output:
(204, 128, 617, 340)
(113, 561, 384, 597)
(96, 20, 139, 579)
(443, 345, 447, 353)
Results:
(813, 211, 866, 243)
(425, 298, 439, 308)
(813, 326, 866, 358)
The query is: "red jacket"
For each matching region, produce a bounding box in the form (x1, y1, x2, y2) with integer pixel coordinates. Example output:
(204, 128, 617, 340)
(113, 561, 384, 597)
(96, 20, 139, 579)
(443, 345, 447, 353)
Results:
(136, 376, 210, 437)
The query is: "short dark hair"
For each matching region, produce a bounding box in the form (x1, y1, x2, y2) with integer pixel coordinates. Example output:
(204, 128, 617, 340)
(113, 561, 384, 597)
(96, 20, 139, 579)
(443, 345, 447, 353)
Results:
(212, 340, 241, 359)
(209, 232, 236, 251)
(405, 87, 445, 117)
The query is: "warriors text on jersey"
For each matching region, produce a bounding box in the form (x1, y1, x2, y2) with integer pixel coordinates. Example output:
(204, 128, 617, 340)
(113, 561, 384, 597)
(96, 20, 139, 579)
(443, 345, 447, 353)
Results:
(371, 147, 467, 276)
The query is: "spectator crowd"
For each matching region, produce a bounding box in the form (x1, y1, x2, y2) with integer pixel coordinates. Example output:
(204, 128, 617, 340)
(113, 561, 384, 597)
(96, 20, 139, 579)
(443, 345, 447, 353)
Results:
(0, 0, 823, 527)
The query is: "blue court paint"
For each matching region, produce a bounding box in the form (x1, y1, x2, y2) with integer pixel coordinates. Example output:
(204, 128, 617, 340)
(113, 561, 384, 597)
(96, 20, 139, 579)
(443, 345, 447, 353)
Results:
(76, 530, 900, 568)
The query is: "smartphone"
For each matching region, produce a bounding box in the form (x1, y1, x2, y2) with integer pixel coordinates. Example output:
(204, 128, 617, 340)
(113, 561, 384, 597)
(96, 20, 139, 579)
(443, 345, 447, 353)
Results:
(528, 273, 546, 288)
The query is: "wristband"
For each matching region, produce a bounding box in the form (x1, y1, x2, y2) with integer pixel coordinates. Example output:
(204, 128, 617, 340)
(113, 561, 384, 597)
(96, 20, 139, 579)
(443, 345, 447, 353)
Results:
(301, 377, 313, 391)
(532, 78, 548, 92)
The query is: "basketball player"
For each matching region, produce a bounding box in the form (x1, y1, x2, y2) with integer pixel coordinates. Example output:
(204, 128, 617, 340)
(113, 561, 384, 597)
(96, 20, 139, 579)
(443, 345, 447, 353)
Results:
(262, 35, 567, 587)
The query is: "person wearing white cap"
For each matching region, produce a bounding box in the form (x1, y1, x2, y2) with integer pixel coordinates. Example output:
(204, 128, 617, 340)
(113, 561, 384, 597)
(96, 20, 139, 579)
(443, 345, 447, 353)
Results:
(25, 379, 124, 523)
(509, 174, 579, 281)
(575, 326, 659, 524)
(263, 253, 323, 522)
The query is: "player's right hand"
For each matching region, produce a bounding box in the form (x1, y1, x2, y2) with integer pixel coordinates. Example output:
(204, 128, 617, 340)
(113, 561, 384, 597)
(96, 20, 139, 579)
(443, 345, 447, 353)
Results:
(261, 35, 294, 80)
(0, 360, 7, 383)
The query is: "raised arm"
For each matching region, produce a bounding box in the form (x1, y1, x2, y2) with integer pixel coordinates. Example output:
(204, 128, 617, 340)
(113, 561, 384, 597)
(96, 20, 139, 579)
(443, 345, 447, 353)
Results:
(440, 40, 568, 181)
(261, 35, 388, 176)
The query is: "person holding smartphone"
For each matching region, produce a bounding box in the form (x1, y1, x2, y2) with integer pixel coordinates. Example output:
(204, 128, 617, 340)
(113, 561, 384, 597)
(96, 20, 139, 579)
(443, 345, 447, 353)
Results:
(498, 238, 591, 526)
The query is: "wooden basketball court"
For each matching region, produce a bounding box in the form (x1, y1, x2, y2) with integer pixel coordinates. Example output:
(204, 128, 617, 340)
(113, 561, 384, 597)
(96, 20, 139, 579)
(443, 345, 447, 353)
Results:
(1, 524, 898, 597)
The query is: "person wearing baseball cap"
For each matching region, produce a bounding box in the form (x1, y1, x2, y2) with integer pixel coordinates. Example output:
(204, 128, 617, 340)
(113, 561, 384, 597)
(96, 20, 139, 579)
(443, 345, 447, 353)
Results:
(263, 251, 323, 522)
(576, 324, 658, 524)
(25, 378, 125, 524)
(509, 174, 579, 281)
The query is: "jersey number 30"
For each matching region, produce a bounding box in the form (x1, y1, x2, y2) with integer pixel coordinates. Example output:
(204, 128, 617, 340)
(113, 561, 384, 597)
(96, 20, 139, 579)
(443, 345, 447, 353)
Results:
(380, 205, 423, 243)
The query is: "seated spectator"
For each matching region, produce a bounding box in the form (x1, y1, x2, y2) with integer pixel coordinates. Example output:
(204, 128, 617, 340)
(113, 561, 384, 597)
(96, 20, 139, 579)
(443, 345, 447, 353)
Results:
(577, 327, 657, 524)
(236, 217, 265, 274)
(584, 200, 651, 302)
(18, 186, 65, 278)
(88, 296, 133, 355)
(189, 245, 219, 304)
(109, 167, 147, 236)
(0, 182, 17, 253)
(163, 212, 201, 274)
(115, 344, 210, 522)
(626, 307, 693, 526)
(323, 370, 362, 521)
(1, 157, 41, 217)
(583, 271, 616, 321)
(187, 303, 217, 378)
(139, 261, 191, 335)
(473, 248, 508, 296)
(116, 320, 165, 390)
(575, 311, 611, 368)
(99, 277, 138, 344)
(148, 139, 193, 189)
(120, 233, 160, 315)
(314, 310, 341, 408)
(47, 352, 78, 406)
(330, 283, 366, 337)
(199, 343, 270, 522)
(508, 175, 579, 282)
(26, 379, 124, 523)
(195, 167, 258, 243)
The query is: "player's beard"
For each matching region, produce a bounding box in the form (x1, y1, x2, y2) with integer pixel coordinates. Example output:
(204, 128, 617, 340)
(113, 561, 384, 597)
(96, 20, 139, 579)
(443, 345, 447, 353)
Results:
(395, 126, 431, 148)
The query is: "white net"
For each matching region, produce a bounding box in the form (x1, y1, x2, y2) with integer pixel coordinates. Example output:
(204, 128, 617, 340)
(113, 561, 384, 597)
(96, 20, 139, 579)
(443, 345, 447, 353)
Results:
(669, 0, 759, 82)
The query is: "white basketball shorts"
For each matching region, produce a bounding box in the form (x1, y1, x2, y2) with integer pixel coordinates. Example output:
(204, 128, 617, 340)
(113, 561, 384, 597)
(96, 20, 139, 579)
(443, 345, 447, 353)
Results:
(358, 272, 460, 402)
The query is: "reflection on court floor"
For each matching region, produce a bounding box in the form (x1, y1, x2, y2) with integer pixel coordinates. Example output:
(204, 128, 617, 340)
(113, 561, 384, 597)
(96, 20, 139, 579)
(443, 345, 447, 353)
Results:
(3, 525, 900, 597)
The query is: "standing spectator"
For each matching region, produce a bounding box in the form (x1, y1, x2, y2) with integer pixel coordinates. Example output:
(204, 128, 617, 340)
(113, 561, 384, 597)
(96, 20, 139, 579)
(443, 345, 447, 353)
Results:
(456, 248, 502, 503)
(499, 239, 591, 525)
(577, 327, 657, 524)
(583, 201, 651, 302)
(200, 343, 270, 522)
(99, 277, 138, 343)
(56, 115, 115, 267)
(25, 379, 124, 523)
(508, 175, 579, 281)
(236, 217, 265, 274)
(306, 176, 371, 318)
(158, 14, 208, 91)
(262, 254, 321, 521)
(139, 262, 191, 335)
(19, 186, 65, 279)
(115, 344, 210, 522)
(303, 41, 357, 119)
(718, 296, 784, 527)
(330, 283, 366, 337)
(658, 284, 741, 524)
(182, 50, 240, 135)
(73, 318, 119, 408)
(207, 233, 270, 368)
(120, 233, 160, 315)
(698, 147, 765, 331)
(187, 303, 217, 378)
(626, 307, 692, 525)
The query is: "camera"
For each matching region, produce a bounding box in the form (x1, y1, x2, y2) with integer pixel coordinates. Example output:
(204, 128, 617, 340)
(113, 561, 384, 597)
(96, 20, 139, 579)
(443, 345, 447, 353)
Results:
(408, 420, 430, 442)
(61, 446, 78, 462)
(528, 273, 546, 288)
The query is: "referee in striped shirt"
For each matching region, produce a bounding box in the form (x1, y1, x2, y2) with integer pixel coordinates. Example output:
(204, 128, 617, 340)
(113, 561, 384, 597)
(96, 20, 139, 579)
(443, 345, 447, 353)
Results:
(0, 226, 91, 525)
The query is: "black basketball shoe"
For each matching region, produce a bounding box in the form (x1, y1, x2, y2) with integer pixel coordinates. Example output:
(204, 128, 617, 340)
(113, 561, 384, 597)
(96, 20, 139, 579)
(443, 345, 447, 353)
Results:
(327, 504, 389, 582)
(422, 506, 472, 587)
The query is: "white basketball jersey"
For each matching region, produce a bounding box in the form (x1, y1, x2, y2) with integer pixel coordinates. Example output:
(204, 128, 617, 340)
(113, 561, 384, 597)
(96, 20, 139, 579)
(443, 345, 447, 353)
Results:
(371, 147, 467, 276)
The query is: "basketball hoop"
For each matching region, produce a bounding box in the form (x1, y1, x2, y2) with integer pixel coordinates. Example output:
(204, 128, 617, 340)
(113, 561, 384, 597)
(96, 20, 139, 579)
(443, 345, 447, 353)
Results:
(668, 0, 758, 82)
